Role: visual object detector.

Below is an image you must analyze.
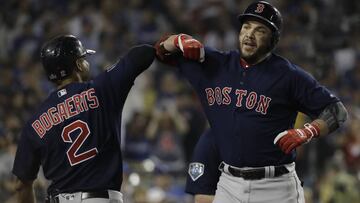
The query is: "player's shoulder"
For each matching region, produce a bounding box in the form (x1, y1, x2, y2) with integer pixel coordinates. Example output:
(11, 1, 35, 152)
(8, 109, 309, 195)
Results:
(204, 46, 239, 67)
(205, 46, 237, 58)
(28, 83, 90, 118)
(21, 99, 51, 139)
(27, 90, 58, 120)
(271, 53, 316, 81)
(270, 53, 303, 72)
(270, 54, 293, 67)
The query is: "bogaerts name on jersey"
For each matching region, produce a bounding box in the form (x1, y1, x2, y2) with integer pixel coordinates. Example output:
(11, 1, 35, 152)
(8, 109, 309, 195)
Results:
(205, 87, 271, 115)
(32, 88, 99, 138)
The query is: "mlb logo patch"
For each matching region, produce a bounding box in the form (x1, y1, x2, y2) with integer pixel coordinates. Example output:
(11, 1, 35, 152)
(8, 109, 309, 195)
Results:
(188, 162, 204, 181)
(57, 89, 67, 97)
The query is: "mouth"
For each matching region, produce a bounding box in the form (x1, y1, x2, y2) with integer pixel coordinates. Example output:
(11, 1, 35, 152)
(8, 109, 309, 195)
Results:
(243, 41, 257, 49)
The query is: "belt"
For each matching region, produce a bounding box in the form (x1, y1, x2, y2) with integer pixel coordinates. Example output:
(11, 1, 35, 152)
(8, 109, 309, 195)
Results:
(219, 162, 289, 180)
(46, 191, 109, 203)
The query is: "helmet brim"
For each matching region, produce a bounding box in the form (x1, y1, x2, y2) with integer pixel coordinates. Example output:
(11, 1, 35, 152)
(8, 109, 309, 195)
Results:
(238, 14, 279, 32)
(85, 49, 96, 55)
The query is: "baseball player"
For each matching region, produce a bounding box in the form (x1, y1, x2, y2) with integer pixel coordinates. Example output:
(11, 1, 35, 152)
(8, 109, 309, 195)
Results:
(12, 35, 155, 203)
(155, 1, 348, 203)
(185, 129, 220, 203)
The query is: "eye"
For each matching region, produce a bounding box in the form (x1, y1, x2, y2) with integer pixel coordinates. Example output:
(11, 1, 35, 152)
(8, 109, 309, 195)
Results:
(242, 24, 251, 30)
(256, 28, 267, 34)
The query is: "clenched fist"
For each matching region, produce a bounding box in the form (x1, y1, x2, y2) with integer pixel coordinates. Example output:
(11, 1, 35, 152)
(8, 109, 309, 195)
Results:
(174, 34, 205, 62)
(274, 122, 320, 154)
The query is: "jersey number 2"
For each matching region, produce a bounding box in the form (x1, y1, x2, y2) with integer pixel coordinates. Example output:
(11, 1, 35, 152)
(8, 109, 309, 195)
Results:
(61, 120, 98, 166)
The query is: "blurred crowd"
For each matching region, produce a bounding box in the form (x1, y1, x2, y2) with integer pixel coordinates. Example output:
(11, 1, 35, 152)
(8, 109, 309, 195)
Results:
(0, 0, 359, 202)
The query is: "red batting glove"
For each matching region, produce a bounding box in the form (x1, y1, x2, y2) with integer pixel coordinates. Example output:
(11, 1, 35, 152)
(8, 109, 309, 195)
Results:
(273, 122, 320, 154)
(174, 34, 205, 62)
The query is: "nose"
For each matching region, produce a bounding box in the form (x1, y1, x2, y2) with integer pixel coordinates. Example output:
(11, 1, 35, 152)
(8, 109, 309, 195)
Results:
(245, 29, 255, 39)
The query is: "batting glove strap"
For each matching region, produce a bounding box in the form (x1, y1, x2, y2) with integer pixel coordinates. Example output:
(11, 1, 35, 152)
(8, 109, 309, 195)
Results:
(273, 122, 320, 154)
(303, 122, 320, 141)
(174, 34, 205, 63)
(173, 34, 191, 49)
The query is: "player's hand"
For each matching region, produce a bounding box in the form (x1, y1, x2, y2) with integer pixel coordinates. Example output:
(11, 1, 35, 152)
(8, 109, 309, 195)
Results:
(174, 34, 205, 63)
(154, 33, 179, 66)
(154, 33, 172, 61)
(273, 123, 320, 154)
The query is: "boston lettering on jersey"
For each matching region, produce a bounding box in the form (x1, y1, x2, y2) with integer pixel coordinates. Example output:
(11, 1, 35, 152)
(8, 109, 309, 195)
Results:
(205, 87, 271, 115)
(32, 88, 99, 138)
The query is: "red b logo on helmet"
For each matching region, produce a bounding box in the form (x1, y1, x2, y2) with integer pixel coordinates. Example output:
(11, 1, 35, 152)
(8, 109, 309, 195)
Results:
(255, 3, 265, 13)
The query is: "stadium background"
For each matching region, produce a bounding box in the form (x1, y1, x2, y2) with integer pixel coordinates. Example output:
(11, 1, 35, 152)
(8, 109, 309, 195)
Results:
(0, 0, 359, 202)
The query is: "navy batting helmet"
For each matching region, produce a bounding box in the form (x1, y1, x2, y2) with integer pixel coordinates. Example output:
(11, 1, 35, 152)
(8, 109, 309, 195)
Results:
(40, 35, 95, 81)
(238, 1, 283, 49)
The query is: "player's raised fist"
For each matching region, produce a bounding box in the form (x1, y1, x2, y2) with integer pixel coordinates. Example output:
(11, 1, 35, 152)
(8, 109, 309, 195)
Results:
(174, 34, 205, 62)
(273, 122, 320, 154)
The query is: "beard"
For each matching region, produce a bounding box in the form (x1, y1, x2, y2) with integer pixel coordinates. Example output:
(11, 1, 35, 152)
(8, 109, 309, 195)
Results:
(239, 41, 271, 64)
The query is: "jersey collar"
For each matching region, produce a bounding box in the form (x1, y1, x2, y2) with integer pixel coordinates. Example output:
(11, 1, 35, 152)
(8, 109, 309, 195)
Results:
(240, 53, 272, 69)
(240, 58, 250, 68)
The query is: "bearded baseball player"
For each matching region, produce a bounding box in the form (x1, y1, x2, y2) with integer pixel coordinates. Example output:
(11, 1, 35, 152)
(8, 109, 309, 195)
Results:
(12, 35, 155, 203)
(155, 1, 348, 202)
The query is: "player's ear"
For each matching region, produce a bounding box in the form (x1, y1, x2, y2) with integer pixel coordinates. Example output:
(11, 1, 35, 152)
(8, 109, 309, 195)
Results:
(75, 58, 87, 72)
(75, 58, 82, 72)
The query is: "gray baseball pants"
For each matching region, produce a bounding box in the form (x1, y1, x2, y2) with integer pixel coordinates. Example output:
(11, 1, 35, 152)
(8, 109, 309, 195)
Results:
(213, 162, 305, 203)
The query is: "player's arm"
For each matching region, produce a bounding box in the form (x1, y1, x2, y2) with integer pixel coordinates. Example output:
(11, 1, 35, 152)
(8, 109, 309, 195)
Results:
(123, 44, 156, 78)
(274, 101, 348, 154)
(100, 44, 155, 105)
(105, 44, 156, 81)
(15, 178, 36, 203)
(154, 34, 205, 64)
(194, 194, 214, 203)
(12, 128, 41, 203)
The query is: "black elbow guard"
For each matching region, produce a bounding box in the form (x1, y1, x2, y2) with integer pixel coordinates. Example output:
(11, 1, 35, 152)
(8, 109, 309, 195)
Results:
(319, 102, 348, 133)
